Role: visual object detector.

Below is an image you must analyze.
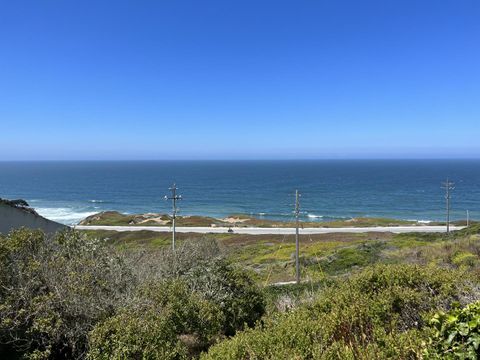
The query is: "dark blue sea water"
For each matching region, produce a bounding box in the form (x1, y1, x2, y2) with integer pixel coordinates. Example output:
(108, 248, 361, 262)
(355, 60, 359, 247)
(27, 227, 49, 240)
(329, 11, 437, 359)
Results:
(0, 160, 479, 225)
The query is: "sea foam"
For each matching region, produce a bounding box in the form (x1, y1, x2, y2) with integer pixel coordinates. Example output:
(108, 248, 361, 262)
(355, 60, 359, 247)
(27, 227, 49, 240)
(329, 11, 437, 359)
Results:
(35, 208, 98, 225)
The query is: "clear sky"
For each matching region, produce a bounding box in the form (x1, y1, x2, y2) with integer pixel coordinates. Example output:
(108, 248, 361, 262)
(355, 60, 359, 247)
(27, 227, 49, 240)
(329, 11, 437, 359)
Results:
(1, 0, 479, 160)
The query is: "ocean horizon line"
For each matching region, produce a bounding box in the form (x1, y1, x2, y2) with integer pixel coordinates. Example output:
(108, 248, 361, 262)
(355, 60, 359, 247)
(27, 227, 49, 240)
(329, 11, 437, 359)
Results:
(2, 158, 480, 163)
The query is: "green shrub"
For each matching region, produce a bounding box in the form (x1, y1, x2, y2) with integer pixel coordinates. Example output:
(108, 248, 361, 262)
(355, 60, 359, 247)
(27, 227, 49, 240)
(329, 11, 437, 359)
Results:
(0, 229, 134, 359)
(148, 240, 265, 336)
(87, 243, 265, 359)
(452, 252, 479, 268)
(88, 280, 224, 360)
(202, 264, 476, 359)
(0, 231, 264, 359)
(317, 242, 385, 275)
(185, 259, 265, 336)
(424, 301, 480, 359)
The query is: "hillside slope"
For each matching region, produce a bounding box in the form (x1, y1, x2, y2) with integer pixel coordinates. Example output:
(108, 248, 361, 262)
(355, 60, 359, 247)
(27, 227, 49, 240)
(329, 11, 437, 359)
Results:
(0, 199, 66, 234)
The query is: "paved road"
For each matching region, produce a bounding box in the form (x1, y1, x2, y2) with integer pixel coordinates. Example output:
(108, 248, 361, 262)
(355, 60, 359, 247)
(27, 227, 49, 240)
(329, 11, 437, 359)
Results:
(75, 225, 463, 235)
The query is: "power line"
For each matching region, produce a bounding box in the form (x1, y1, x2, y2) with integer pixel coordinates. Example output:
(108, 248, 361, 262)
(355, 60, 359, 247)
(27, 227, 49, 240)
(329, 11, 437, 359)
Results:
(165, 183, 182, 250)
(441, 179, 454, 234)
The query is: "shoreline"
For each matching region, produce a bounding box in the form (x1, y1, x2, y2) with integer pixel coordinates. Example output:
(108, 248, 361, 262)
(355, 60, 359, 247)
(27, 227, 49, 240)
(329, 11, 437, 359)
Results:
(77, 210, 471, 229)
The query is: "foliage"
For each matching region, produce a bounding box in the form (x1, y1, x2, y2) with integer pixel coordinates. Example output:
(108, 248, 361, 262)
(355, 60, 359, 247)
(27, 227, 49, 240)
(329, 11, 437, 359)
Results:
(88, 281, 224, 360)
(263, 280, 331, 313)
(424, 301, 480, 359)
(316, 241, 385, 275)
(456, 224, 480, 237)
(87, 240, 265, 358)
(0, 229, 135, 359)
(136, 239, 266, 336)
(5, 224, 480, 359)
(202, 264, 478, 359)
(185, 258, 265, 336)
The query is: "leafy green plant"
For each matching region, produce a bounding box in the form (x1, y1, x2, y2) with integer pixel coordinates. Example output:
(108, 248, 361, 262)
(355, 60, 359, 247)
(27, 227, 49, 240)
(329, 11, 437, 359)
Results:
(425, 301, 480, 359)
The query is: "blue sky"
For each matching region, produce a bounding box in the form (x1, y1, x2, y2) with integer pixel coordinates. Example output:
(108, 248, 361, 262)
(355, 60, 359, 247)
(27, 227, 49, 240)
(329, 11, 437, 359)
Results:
(0, 0, 479, 160)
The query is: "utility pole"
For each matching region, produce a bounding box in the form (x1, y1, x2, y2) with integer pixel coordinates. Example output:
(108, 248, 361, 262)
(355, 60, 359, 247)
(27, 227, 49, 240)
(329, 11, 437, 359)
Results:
(441, 179, 454, 234)
(467, 210, 470, 227)
(165, 183, 182, 250)
(295, 190, 301, 284)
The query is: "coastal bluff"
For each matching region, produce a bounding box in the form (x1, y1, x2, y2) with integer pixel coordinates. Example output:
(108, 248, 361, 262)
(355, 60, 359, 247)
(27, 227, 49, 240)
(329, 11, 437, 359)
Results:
(0, 198, 66, 234)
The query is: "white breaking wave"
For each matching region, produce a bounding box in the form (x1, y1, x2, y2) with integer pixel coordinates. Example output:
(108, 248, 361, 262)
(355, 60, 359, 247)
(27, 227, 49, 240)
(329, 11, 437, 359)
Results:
(35, 208, 98, 225)
(89, 199, 105, 203)
(417, 220, 432, 224)
(307, 214, 324, 219)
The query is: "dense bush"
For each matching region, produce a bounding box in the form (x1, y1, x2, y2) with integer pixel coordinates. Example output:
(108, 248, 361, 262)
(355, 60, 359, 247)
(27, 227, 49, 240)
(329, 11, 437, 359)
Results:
(424, 301, 480, 359)
(0, 231, 265, 359)
(88, 250, 266, 358)
(185, 258, 265, 336)
(0, 229, 134, 359)
(88, 281, 224, 359)
(202, 264, 479, 359)
(137, 239, 265, 336)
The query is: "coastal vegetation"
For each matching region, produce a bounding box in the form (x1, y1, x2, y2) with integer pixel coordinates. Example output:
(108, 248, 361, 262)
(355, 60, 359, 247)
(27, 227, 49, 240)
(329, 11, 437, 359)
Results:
(83, 224, 480, 284)
(203, 264, 478, 359)
(1, 224, 480, 359)
(79, 210, 434, 228)
(0, 229, 264, 359)
(79, 211, 224, 227)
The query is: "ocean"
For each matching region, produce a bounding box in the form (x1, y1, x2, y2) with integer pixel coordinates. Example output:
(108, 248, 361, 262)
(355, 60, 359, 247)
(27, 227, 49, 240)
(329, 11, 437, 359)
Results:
(0, 160, 479, 225)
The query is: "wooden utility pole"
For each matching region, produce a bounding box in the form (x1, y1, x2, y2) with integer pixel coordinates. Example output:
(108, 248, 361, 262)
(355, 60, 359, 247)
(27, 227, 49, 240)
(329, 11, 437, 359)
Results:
(165, 183, 182, 250)
(441, 179, 454, 234)
(295, 189, 301, 284)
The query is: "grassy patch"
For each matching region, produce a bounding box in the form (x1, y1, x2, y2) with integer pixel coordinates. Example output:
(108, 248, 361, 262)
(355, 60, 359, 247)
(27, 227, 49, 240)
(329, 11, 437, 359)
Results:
(263, 280, 332, 313)
(80, 224, 480, 285)
(81, 230, 221, 250)
(389, 232, 444, 248)
(313, 241, 386, 275)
